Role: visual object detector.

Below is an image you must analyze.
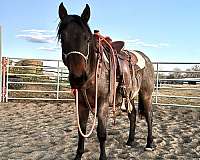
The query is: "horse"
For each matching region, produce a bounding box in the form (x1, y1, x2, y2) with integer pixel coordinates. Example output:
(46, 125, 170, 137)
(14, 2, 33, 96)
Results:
(57, 3, 155, 160)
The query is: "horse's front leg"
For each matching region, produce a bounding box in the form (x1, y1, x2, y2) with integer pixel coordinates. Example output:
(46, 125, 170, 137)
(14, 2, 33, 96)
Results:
(126, 99, 137, 147)
(74, 103, 89, 160)
(97, 101, 109, 160)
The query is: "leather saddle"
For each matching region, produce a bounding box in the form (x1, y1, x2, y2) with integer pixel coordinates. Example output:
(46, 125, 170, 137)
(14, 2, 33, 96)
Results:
(111, 40, 138, 66)
(111, 41, 125, 53)
(117, 50, 138, 66)
(116, 50, 140, 93)
(116, 49, 140, 112)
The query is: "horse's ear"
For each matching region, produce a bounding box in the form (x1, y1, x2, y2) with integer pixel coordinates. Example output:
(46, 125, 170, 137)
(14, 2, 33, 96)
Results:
(59, 2, 68, 21)
(81, 4, 90, 23)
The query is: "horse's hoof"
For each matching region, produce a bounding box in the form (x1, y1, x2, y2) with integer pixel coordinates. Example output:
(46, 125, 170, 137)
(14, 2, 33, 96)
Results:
(99, 156, 107, 160)
(145, 142, 156, 151)
(145, 147, 154, 151)
(126, 140, 136, 148)
(74, 155, 82, 160)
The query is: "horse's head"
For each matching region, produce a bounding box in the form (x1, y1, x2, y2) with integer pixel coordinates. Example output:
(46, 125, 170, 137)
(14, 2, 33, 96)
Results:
(58, 3, 92, 88)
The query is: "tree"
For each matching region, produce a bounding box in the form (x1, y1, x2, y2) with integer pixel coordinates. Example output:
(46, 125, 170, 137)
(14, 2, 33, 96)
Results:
(184, 65, 200, 78)
(191, 65, 200, 78)
(168, 67, 182, 79)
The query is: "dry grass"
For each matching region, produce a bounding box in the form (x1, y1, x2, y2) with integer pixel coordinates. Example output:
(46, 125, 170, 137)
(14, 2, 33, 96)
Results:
(8, 82, 200, 107)
(155, 84, 200, 106)
(8, 83, 74, 100)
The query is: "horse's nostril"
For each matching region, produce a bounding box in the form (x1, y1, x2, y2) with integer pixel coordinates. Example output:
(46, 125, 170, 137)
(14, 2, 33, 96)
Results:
(69, 73, 86, 89)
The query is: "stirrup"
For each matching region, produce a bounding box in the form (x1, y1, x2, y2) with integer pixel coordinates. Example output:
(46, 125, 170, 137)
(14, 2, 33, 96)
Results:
(121, 98, 126, 111)
(127, 99, 133, 113)
(120, 98, 133, 113)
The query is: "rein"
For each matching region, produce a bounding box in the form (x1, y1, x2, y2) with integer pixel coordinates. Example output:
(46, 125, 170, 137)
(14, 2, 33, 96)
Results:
(73, 31, 117, 138)
(75, 58, 100, 138)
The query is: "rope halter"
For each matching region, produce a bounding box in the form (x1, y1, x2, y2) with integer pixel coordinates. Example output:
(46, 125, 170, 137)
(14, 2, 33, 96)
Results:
(64, 43, 90, 63)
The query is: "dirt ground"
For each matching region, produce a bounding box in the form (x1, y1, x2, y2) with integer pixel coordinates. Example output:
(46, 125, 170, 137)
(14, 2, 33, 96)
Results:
(0, 102, 200, 160)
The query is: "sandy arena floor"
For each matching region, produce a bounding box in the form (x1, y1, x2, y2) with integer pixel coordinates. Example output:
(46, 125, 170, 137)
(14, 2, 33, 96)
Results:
(0, 102, 200, 160)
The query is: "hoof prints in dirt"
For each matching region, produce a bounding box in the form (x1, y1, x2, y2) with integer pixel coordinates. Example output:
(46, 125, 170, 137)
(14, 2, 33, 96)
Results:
(0, 103, 200, 159)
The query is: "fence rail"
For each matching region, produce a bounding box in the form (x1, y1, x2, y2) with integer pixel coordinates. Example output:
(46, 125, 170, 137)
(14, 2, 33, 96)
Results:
(1, 57, 200, 108)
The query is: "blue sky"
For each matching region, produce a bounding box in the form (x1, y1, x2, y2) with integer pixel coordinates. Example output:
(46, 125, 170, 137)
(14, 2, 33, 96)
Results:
(0, 0, 200, 62)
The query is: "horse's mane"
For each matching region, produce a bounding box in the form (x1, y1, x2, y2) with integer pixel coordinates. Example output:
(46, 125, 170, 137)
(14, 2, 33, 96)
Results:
(57, 15, 92, 42)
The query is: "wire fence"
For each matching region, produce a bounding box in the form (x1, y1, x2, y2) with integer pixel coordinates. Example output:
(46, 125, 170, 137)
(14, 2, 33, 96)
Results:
(1, 57, 200, 108)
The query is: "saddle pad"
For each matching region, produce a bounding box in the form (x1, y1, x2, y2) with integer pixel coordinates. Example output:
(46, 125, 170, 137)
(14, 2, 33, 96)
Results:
(132, 50, 145, 69)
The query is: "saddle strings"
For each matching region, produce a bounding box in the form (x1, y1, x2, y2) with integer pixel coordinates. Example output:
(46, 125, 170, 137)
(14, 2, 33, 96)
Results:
(94, 32, 117, 125)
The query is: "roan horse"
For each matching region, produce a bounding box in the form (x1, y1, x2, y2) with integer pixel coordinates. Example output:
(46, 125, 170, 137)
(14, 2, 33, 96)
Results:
(57, 3, 154, 160)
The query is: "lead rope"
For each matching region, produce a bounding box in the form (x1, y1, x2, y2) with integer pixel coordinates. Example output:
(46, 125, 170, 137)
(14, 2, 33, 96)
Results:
(99, 36, 117, 125)
(75, 58, 100, 138)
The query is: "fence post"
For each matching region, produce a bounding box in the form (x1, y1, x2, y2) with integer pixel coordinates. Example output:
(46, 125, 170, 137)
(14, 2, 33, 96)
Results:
(2, 57, 8, 102)
(56, 60, 60, 99)
(6, 57, 9, 102)
(155, 63, 159, 105)
(0, 26, 2, 102)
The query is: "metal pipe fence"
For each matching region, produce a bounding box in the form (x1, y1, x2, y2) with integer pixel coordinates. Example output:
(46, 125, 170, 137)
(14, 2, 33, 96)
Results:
(1, 57, 200, 108)
(153, 62, 200, 108)
(1, 57, 72, 102)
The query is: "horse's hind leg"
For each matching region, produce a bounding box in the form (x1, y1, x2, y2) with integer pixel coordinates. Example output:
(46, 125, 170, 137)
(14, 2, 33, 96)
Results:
(126, 99, 137, 147)
(75, 103, 89, 160)
(138, 91, 154, 150)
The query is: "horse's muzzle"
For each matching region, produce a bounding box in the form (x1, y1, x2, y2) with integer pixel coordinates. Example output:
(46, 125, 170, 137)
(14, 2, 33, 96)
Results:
(69, 73, 87, 89)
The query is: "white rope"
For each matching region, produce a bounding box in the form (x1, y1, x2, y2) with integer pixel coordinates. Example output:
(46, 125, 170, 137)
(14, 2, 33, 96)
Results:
(65, 43, 90, 62)
(66, 51, 88, 61)
(75, 58, 99, 138)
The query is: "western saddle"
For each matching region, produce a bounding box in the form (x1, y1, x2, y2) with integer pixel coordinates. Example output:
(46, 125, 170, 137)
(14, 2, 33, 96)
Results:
(95, 31, 143, 113)
(110, 40, 141, 112)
